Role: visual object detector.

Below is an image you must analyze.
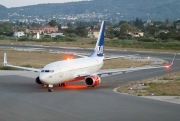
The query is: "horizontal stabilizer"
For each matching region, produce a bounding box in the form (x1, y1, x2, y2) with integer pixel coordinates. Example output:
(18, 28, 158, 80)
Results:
(73, 53, 87, 58)
(104, 54, 139, 61)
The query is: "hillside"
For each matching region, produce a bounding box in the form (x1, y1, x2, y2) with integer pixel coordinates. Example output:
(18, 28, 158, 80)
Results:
(0, 5, 7, 19)
(1, 0, 180, 21)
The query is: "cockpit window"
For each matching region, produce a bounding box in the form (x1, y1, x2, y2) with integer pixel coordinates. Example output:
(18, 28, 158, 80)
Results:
(41, 70, 54, 73)
(45, 70, 50, 72)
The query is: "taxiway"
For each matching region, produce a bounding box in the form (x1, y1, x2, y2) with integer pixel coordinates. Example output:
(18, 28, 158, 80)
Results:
(0, 44, 180, 121)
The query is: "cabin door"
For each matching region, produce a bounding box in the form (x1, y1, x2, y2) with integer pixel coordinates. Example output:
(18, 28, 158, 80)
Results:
(59, 71, 63, 77)
(57, 65, 63, 77)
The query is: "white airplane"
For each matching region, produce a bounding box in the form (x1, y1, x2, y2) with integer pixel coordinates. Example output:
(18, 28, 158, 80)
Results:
(3, 21, 176, 92)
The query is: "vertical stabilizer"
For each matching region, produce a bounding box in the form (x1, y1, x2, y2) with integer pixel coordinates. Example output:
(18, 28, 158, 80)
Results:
(90, 21, 105, 57)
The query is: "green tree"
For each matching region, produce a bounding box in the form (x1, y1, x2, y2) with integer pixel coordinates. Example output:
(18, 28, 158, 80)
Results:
(119, 21, 127, 26)
(156, 33, 169, 40)
(106, 27, 117, 39)
(58, 24, 62, 30)
(133, 18, 144, 29)
(67, 22, 73, 28)
(75, 26, 87, 37)
(120, 23, 136, 35)
(48, 20, 57, 27)
(165, 18, 169, 24)
(0, 22, 13, 35)
(146, 26, 159, 36)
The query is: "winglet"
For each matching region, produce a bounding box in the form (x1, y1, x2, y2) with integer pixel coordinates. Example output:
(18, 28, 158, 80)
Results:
(169, 53, 176, 66)
(4, 53, 8, 66)
(165, 53, 176, 68)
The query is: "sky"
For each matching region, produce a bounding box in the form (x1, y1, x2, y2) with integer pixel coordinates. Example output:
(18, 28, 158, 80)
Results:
(0, 0, 84, 8)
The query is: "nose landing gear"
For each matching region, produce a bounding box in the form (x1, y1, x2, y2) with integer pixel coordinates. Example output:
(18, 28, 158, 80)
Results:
(48, 88, 53, 92)
(47, 83, 67, 92)
(48, 84, 53, 92)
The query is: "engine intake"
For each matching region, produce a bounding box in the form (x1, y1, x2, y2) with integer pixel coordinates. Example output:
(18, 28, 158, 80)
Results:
(35, 76, 43, 85)
(85, 75, 101, 87)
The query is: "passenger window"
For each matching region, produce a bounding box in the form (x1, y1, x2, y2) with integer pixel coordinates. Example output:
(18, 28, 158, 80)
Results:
(41, 70, 54, 73)
(50, 70, 54, 73)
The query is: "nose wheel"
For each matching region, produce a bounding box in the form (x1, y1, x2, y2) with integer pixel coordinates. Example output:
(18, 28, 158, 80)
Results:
(48, 88, 53, 92)
(48, 84, 53, 92)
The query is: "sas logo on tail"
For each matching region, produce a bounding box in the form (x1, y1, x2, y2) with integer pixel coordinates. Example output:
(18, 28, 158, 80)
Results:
(97, 46, 103, 54)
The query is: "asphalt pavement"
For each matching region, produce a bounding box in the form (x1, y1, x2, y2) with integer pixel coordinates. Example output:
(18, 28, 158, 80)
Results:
(0, 44, 180, 121)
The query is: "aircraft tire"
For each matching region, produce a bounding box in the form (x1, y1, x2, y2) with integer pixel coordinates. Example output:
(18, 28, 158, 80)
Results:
(48, 88, 53, 92)
(60, 83, 67, 87)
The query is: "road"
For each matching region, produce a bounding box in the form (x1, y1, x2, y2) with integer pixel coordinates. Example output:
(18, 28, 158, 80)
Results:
(0, 44, 180, 121)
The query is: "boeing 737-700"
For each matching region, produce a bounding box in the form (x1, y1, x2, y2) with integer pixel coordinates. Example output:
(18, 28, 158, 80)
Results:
(3, 21, 176, 92)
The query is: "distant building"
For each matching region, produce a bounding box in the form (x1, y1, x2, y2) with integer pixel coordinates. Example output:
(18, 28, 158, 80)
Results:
(158, 30, 169, 34)
(176, 23, 180, 29)
(93, 23, 101, 30)
(166, 23, 173, 27)
(32, 32, 40, 39)
(40, 26, 58, 33)
(113, 27, 120, 31)
(144, 20, 154, 27)
(13, 31, 25, 37)
(127, 30, 144, 37)
(61, 25, 68, 29)
(31, 28, 44, 35)
(25, 29, 30, 34)
(87, 30, 100, 38)
(44, 33, 64, 38)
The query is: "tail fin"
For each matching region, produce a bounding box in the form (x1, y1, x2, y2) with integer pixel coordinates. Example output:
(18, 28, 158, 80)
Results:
(4, 53, 7, 66)
(90, 21, 105, 57)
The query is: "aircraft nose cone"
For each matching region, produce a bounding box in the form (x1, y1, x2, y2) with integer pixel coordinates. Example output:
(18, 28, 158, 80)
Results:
(39, 74, 48, 84)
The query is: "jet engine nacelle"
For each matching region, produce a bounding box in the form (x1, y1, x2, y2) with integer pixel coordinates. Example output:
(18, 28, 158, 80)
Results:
(85, 75, 101, 87)
(35, 76, 43, 85)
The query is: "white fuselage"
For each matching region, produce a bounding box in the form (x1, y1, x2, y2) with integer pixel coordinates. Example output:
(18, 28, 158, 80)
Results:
(39, 57, 104, 85)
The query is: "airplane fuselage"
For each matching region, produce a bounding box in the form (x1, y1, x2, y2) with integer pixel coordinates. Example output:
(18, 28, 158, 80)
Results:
(40, 57, 104, 85)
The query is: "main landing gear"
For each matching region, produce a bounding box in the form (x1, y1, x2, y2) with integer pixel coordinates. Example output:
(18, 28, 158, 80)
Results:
(59, 83, 67, 87)
(48, 84, 53, 92)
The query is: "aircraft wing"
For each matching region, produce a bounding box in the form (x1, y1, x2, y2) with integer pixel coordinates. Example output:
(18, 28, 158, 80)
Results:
(3, 53, 41, 72)
(73, 53, 87, 58)
(76, 54, 176, 77)
(76, 65, 169, 77)
(92, 65, 171, 75)
(104, 54, 139, 61)
(74, 53, 139, 60)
